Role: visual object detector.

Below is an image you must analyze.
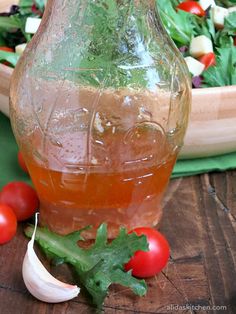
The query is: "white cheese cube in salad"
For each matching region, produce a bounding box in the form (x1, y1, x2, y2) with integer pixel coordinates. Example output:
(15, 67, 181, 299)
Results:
(190, 35, 213, 58)
(212, 5, 229, 29)
(198, 0, 215, 11)
(184, 57, 205, 77)
(25, 17, 42, 34)
(15, 43, 27, 55)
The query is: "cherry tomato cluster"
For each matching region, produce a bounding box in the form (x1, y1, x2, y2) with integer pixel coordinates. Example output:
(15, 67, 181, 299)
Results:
(0, 152, 39, 244)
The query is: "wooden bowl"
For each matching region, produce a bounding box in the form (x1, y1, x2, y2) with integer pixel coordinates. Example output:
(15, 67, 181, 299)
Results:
(1, 1, 236, 159)
(0, 1, 17, 12)
(0, 64, 12, 117)
(180, 86, 236, 159)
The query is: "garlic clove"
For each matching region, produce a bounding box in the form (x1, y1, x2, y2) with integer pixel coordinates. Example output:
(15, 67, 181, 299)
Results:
(22, 213, 80, 303)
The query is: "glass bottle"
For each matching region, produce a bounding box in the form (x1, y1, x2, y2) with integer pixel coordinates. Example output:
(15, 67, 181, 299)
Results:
(10, 0, 191, 238)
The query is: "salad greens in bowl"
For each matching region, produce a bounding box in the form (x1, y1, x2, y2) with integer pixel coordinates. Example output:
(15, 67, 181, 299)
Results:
(159, 0, 236, 88)
(0, 0, 236, 158)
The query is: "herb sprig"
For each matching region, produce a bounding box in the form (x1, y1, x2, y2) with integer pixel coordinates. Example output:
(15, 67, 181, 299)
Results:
(25, 223, 148, 308)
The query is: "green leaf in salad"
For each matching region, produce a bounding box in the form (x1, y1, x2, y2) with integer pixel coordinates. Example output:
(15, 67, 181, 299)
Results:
(0, 11, 31, 43)
(224, 11, 236, 34)
(0, 36, 6, 46)
(215, 0, 236, 8)
(18, 0, 34, 14)
(205, 11, 216, 41)
(34, 0, 47, 11)
(0, 29, 27, 50)
(19, 0, 46, 14)
(24, 223, 148, 308)
(157, 0, 195, 46)
(215, 30, 234, 47)
(0, 16, 22, 30)
(1, 14, 31, 42)
(215, 12, 236, 47)
(190, 14, 215, 41)
(202, 45, 236, 87)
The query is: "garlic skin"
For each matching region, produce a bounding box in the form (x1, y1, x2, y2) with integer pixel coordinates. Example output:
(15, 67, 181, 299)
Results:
(22, 213, 80, 303)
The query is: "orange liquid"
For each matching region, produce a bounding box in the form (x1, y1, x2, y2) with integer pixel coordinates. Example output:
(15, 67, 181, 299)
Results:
(21, 87, 178, 238)
(26, 129, 176, 238)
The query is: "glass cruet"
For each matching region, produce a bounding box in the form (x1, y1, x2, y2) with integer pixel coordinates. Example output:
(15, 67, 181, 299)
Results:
(10, 0, 191, 238)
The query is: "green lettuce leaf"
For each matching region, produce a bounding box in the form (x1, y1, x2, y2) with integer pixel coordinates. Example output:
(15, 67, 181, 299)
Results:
(215, 12, 236, 48)
(215, 0, 236, 7)
(157, 0, 195, 46)
(202, 45, 236, 87)
(223, 11, 236, 37)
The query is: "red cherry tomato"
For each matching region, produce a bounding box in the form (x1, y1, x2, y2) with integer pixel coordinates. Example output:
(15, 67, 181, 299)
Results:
(31, 4, 43, 17)
(18, 151, 29, 173)
(177, 1, 205, 17)
(0, 182, 39, 221)
(198, 52, 216, 70)
(0, 46, 14, 52)
(125, 227, 170, 278)
(0, 204, 17, 245)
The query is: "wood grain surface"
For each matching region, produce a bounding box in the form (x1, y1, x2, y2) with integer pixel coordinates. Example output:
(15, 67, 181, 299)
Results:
(0, 171, 235, 314)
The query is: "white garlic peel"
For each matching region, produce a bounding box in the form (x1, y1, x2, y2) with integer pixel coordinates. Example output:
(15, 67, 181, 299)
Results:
(22, 213, 80, 303)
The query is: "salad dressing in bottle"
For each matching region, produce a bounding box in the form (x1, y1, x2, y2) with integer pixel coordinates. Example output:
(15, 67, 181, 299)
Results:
(10, 0, 191, 238)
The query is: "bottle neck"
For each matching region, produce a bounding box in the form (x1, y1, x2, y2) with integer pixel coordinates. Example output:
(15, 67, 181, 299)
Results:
(45, 0, 157, 8)
(31, 0, 167, 90)
(43, 0, 159, 23)
(40, 0, 162, 49)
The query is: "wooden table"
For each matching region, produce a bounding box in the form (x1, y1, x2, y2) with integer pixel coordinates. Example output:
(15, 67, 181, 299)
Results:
(1, 171, 236, 314)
